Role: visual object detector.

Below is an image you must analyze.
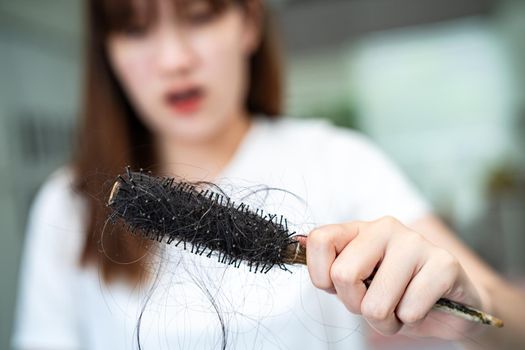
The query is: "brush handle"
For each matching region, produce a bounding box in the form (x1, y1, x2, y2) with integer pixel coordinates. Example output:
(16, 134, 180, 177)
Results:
(286, 240, 503, 328)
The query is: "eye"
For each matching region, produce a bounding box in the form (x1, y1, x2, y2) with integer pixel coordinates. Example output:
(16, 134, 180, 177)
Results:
(120, 20, 151, 38)
(182, 1, 216, 25)
(122, 26, 147, 37)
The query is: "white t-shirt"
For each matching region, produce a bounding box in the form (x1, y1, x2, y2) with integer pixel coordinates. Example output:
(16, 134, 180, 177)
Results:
(12, 117, 431, 350)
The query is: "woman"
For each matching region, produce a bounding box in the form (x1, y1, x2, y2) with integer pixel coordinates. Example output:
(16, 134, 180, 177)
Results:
(12, 0, 525, 349)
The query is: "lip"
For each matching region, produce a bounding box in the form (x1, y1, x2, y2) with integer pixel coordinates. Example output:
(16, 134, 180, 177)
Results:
(164, 85, 204, 116)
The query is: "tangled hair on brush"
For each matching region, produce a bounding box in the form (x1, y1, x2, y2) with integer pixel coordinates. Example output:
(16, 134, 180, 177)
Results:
(106, 167, 307, 349)
(107, 167, 305, 274)
(106, 168, 503, 350)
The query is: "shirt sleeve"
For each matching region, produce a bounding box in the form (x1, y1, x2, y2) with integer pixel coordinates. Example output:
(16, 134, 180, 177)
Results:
(328, 128, 433, 224)
(11, 169, 84, 349)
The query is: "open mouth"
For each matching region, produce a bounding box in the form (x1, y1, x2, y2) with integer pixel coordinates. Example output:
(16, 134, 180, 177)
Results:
(165, 87, 204, 115)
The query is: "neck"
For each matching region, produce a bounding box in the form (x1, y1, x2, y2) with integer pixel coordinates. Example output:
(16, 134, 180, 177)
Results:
(157, 114, 252, 182)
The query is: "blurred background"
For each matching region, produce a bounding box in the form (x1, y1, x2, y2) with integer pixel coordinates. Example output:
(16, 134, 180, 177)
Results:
(1, 0, 524, 349)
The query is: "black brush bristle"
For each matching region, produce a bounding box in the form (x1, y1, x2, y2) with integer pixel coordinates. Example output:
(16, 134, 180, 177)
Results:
(107, 168, 301, 273)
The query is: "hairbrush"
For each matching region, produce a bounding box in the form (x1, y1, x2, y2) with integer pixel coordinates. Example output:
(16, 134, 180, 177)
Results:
(106, 168, 503, 328)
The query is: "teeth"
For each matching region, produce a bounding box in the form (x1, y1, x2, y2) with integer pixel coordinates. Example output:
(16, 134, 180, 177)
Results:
(170, 88, 199, 102)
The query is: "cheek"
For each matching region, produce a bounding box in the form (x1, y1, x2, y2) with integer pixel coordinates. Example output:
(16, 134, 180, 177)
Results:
(109, 41, 158, 104)
(193, 23, 249, 111)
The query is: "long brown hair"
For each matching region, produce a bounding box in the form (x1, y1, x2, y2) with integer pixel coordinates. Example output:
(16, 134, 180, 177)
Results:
(73, 0, 283, 284)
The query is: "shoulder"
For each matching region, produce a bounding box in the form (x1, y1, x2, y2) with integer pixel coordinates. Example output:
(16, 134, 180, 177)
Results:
(260, 116, 354, 140)
(26, 166, 87, 259)
(32, 166, 80, 210)
(259, 116, 387, 164)
(29, 166, 86, 225)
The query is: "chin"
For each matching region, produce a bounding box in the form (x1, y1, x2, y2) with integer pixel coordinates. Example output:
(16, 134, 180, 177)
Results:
(166, 121, 224, 144)
(147, 106, 233, 144)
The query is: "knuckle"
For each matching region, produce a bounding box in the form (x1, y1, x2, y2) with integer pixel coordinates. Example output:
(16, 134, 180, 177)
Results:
(308, 228, 330, 247)
(329, 261, 356, 286)
(361, 300, 390, 321)
(310, 276, 331, 290)
(437, 249, 460, 275)
(308, 228, 324, 242)
(372, 216, 401, 237)
(347, 303, 362, 315)
(379, 215, 399, 228)
(397, 307, 425, 325)
(428, 249, 461, 293)
(377, 323, 401, 336)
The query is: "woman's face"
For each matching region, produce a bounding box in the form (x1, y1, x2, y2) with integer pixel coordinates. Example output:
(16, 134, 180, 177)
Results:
(107, 0, 259, 144)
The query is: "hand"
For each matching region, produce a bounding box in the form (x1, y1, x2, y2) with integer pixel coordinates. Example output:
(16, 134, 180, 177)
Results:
(306, 216, 491, 340)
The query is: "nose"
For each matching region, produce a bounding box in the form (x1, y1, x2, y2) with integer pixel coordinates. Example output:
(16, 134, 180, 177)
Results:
(155, 27, 198, 76)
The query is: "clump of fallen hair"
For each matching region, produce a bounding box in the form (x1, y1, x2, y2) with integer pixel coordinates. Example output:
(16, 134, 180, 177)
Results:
(107, 169, 506, 329)
(107, 168, 304, 273)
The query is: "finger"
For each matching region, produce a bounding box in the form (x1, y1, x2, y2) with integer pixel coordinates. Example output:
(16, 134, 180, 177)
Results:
(306, 222, 363, 291)
(396, 249, 459, 328)
(361, 234, 425, 335)
(329, 228, 386, 314)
